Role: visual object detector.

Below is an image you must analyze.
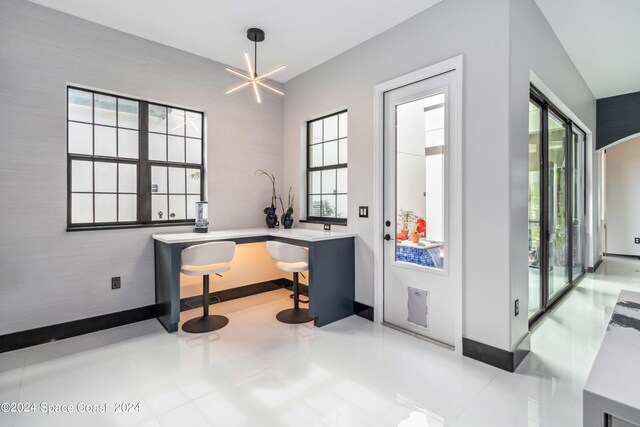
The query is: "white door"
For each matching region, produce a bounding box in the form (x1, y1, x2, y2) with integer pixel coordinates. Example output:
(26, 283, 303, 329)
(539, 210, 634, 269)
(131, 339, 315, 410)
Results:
(383, 70, 461, 349)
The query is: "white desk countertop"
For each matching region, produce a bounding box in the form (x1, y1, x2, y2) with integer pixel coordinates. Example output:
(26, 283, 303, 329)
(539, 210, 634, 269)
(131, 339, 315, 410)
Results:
(151, 227, 357, 244)
(584, 290, 640, 423)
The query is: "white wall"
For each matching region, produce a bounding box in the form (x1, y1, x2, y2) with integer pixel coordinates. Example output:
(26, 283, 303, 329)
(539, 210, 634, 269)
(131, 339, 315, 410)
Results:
(283, 0, 514, 350)
(0, 0, 284, 335)
(509, 0, 597, 347)
(605, 137, 640, 256)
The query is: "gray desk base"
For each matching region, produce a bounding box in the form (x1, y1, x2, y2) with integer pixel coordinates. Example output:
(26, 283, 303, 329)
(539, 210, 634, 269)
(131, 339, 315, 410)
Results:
(154, 235, 355, 332)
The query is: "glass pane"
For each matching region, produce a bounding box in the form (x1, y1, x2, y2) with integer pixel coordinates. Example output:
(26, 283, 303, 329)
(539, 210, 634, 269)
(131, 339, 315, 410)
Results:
(152, 195, 168, 220)
(186, 168, 201, 194)
(94, 94, 116, 126)
(338, 112, 348, 138)
(309, 171, 321, 194)
(168, 167, 185, 194)
(118, 194, 136, 222)
(321, 169, 336, 194)
(338, 138, 348, 164)
(148, 105, 167, 133)
(94, 194, 117, 222)
(151, 166, 167, 194)
(323, 115, 338, 141)
(186, 138, 201, 164)
(68, 122, 93, 155)
(71, 193, 93, 223)
(94, 125, 116, 157)
(572, 129, 586, 280)
(324, 140, 338, 165)
(118, 129, 138, 159)
(71, 160, 93, 192)
(168, 108, 185, 136)
(310, 120, 322, 144)
(548, 112, 569, 299)
(186, 112, 202, 138)
(118, 164, 137, 193)
(321, 195, 336, 218)
(149, 133, 166, 161)
(68, 89, 93, 123)
(308, 195, 321, 217)
(94, 162, 117, 193)
(186, 195, 200, 219)
(337, 168, 347, 193)
(169, 195, 186, 220)
(425, 129, 444, 148)
(528, 101, 542, 318)
(310, 144, 322, 167)
(118, 99, 139, 129)
(395, 93, 446, 270)
(336, 195, 347, 219)
(168, 136, 185, 163)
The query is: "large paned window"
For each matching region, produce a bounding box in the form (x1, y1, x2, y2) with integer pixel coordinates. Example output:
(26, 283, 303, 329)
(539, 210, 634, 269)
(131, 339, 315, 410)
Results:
(67, 87, 204, 229)
(306, 111, 348, 223)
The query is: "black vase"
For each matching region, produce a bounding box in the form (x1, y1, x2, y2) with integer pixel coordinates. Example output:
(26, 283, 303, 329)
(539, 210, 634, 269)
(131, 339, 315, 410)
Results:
(265, 207, 277, 228)
(283, 215, 294, 229)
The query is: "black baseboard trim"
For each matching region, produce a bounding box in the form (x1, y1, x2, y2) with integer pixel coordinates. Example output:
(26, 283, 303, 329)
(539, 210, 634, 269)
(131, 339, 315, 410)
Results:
(602, 253, 640, 261)
(180, 280, 283, 311)
(587, 257, 605, 273)
(462, 334, 530, 372)
(0, 304, 158, 353)
(354, 301, 374, 321)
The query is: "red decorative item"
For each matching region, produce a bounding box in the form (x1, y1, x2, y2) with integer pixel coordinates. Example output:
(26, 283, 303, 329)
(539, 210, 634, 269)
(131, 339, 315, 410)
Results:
(416, 218, 426, 235)
(396, 232, 407, 241)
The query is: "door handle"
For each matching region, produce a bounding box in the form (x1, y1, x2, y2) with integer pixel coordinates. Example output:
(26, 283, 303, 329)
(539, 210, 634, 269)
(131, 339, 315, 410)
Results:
(384, 234, 394, 241)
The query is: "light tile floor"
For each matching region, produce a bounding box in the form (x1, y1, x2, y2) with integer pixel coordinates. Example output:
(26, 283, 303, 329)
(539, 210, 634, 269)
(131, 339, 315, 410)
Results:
(1, 256, 638, 426)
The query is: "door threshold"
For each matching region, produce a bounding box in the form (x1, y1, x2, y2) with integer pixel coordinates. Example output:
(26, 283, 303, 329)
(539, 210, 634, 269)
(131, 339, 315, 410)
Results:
(382, 321, 455, 351)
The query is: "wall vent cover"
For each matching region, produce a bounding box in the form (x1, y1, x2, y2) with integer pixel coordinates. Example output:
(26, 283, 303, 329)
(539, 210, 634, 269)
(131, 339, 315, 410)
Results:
(407, 286, 428, 328)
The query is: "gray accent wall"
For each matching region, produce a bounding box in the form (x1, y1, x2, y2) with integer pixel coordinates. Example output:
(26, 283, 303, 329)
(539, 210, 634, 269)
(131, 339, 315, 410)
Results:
(597, 91, 640, 150)
(0, 0, 283, 335)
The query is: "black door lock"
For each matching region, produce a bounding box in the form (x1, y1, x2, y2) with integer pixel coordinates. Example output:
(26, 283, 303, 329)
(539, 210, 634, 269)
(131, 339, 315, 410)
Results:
(385, 220, 391, 227)
(384, 234, 393, 241)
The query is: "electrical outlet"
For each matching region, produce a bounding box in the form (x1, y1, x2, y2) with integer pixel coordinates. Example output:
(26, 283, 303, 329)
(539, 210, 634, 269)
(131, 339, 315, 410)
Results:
(635, 237, 640, 244)
(111, 277, 121, 290)
(514, 299, 519, 317)
(324, 224, 331, 231)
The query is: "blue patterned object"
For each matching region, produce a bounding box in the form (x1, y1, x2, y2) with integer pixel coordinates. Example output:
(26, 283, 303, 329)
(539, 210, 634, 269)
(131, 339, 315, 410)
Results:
(396, 244, 444, 269)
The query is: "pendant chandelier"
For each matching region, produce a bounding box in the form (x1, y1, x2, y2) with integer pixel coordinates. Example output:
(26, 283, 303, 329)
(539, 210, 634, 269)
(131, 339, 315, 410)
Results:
(225, 28, 285, 103)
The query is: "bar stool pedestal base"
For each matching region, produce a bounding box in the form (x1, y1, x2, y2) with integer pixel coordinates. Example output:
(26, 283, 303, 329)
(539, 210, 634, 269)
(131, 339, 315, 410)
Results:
(182, 315, 229, 333)
(276, 308, 313, 324)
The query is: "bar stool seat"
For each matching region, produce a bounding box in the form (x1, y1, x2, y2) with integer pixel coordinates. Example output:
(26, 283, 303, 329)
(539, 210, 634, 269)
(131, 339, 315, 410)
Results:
(181, 241, 236, 334)
(266, 241, 313, 324)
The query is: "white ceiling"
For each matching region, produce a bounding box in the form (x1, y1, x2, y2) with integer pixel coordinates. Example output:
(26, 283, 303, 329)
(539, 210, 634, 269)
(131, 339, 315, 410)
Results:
(27, 0, 441, 83)
(535, 0, 640, 99)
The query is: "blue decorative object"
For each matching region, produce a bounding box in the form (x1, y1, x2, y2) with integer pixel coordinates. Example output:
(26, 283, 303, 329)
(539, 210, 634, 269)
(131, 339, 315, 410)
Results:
(266, 207, 278, 228)
(283, 215, 294, 229)
(396, 244, 444, 269)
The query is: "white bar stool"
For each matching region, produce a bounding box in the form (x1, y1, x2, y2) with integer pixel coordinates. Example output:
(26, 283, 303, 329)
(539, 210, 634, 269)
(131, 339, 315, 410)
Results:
(266, 241, 313, 324)
(181, 241, 236, 333)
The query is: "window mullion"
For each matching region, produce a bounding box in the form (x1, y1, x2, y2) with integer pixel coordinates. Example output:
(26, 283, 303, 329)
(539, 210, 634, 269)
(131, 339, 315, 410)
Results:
(138, 102, 151, 223)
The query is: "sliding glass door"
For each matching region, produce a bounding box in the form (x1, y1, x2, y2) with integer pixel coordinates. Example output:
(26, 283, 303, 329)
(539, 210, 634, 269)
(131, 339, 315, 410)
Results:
(528, 87, 586, 323)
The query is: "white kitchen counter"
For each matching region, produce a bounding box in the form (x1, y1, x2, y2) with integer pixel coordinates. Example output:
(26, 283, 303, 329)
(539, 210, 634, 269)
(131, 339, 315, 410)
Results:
(583, 290, 640, 427)
(151, 227, 356, 244)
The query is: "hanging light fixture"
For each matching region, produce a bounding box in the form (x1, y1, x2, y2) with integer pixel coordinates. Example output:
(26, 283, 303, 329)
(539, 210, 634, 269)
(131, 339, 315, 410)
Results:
(225, 28, 285, 103)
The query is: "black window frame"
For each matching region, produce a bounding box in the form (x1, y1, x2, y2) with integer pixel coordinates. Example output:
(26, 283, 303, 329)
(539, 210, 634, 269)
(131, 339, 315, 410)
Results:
(305, 110, 348, 225)
(66, 86, 205, 231)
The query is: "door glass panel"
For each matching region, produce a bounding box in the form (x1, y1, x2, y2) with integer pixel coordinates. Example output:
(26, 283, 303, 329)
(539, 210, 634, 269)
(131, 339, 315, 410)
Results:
(548, 112, 569, 299)
(572, 129, 586, 280)
(395, 92, 445, 270)
(528, 102, 542, 318)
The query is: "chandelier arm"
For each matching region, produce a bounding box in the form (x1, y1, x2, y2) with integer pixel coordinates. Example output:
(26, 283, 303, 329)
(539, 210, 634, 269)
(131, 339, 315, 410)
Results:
(226, 81, 251, 94)
(256, 65, 286, 81)
(252, 81, 262, 103)
(226, 67, 252, 81)
(257, 81, 284, 96)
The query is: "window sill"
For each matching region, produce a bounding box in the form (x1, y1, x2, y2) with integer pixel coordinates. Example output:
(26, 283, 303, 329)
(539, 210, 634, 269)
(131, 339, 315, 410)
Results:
(299, 219, 348, 226)
(66, 221, 195, 232)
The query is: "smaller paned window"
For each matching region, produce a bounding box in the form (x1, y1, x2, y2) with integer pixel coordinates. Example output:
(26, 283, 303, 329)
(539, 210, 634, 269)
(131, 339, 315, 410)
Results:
(307, 111, 347, 223)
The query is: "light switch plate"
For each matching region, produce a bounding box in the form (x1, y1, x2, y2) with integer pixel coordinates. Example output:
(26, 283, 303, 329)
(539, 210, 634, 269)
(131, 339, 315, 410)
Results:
(359, 206, 369, 218)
